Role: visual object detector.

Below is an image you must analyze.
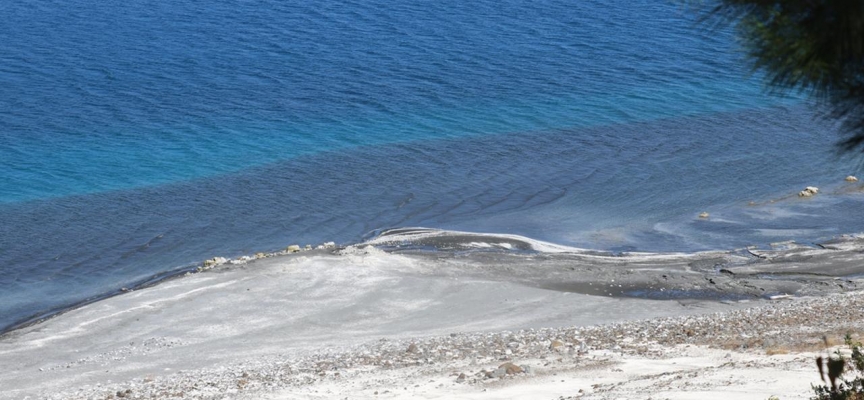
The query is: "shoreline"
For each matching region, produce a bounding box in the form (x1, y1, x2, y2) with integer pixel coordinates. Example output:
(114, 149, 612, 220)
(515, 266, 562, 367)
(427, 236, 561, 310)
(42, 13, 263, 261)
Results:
(0, 267, 198, 336)
(2, 170, 863, 335)
(4, 227, 864, 339)
(2, 233, 864, 399)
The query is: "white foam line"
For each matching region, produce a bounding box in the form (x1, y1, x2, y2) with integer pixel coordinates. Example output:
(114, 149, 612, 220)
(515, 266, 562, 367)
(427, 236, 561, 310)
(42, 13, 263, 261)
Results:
(364, 228, 729, 260)
(363, 227, 587, 253)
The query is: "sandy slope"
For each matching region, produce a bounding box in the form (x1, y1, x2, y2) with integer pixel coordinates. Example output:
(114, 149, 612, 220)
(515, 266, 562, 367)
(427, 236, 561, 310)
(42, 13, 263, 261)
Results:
(1, 241, 862, 399)
(257, 346, 821, 400)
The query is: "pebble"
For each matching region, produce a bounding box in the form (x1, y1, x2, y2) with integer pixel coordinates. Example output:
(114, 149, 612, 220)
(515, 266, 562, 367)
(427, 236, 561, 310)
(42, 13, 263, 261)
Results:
(488, 367, 506, 379)
(499, 362, 524, 375)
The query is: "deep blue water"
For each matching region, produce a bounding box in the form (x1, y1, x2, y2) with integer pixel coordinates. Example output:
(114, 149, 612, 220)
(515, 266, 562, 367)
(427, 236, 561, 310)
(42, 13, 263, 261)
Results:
(1, 0, 862, 332)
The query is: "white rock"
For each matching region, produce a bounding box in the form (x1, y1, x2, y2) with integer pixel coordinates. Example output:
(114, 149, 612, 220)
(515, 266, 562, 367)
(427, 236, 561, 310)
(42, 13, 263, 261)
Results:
(286, 245, 301, 253)
(698, 212, 709, 219)
(798, 186, 819, 197)
(846, 175, 859, 182)
(579, 342, 589, 353)
(230, 256, 254, 265)
(203, 257, 228, 267)
(489, 367, 506, 379)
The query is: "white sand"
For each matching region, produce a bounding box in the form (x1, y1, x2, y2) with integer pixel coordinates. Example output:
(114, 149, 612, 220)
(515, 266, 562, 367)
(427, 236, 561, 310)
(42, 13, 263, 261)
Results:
(0, 245, 860, 399)
(258, 347, 820, 400)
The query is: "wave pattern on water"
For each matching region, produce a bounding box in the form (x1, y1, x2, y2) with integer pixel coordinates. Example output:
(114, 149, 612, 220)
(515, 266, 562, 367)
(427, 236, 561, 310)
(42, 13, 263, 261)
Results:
(0, 0, 861, 333)
(2, 0, 792, 204)
(2, 107, 863, 332)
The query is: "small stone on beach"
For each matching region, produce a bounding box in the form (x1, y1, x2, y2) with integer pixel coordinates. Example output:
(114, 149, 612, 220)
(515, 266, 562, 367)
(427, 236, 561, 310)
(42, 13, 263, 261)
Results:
(499, 362, 523, 375)
(846, 175, 858, 182)
(488, 367, 506, 379)
(204, 257, 227, 267)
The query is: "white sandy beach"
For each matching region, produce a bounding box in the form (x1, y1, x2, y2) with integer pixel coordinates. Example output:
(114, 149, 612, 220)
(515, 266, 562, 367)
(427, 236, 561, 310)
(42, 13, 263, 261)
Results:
(2, 236, 863, 399)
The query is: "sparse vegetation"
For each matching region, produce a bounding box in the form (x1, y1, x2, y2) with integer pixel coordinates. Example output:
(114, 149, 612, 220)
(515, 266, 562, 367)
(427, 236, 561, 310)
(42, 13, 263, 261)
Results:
(812, 334, 864, 399)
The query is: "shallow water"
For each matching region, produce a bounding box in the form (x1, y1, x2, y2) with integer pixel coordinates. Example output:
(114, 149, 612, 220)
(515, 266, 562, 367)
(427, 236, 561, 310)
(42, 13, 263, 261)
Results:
(1, 0, 862, 332)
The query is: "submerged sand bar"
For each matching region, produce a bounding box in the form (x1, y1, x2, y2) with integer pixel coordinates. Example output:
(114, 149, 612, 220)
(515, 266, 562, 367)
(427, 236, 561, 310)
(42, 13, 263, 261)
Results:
(2, 231, 864, 399)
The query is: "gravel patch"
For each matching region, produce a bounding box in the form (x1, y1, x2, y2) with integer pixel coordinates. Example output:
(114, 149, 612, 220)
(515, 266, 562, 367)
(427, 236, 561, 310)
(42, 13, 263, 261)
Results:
(42, 291, 864, 400)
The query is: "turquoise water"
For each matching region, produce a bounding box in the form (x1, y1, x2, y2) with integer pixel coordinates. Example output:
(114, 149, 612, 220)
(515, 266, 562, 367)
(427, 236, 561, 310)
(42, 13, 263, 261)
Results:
(3, 79, 786, 204)
(1, 0, 791, 204)
(0, 0, 861, 332)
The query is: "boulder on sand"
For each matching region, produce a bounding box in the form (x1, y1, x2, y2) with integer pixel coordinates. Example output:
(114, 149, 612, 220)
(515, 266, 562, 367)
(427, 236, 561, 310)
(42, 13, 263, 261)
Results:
(499, 362, 524, 375)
